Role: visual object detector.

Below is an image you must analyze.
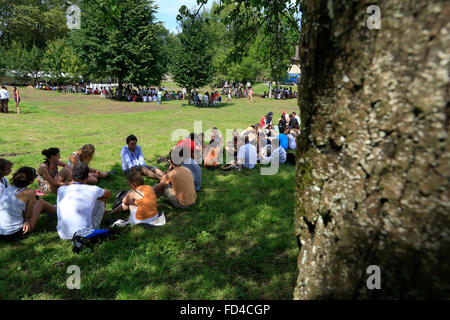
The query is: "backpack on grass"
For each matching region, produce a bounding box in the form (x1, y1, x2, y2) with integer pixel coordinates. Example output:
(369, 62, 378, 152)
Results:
(112, 190, 128, 210)
(286, 153, 296, 166)
(72, 228, 120, 254)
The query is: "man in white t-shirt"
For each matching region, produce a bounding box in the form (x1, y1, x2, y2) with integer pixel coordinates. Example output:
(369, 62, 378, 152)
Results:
(56, 163, 112, 240)
(0, 86, 9, 113)
(237, 136, 258, 170)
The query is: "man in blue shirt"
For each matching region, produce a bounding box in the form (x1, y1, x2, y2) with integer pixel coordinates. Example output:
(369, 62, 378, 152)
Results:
(120, 135, 163, 180)
(276, 127, 289, 150)
(178, 148, 202, 192)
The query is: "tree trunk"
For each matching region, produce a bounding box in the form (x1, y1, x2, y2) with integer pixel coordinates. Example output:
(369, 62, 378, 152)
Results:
(294, 0, 449, 299)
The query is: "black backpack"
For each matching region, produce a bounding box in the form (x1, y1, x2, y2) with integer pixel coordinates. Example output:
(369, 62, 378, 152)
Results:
(286, 153, 296, 166)
(72, 228, 120, 254)
(113, 190, 128, 210)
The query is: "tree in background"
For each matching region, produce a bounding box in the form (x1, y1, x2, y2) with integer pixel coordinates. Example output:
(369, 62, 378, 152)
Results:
(42, 38, 86, 85)
(170, 9, 214, 105)
(0, 42, 43, 84)
(214, 0, 301, 89)
(0, 0, 68, 49)
(0, 47, 6, 78)
(71, 0, 167, 98)
(42, 39, 66, 84)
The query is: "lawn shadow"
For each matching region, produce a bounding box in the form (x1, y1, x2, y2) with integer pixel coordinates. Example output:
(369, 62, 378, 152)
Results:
(0, 161, 298, 299)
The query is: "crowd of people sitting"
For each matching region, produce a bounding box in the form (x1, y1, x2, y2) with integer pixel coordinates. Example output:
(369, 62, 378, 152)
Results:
(0, 112, 300, 241)
(262, 87, 298, 100)
(34, 81, 297, 103)
(0, 110, 300, 242)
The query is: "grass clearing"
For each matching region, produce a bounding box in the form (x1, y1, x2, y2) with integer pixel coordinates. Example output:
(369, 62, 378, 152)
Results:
(0, 88, 299, 299)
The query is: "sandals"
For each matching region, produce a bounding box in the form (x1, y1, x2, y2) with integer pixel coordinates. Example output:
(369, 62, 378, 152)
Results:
(157, 156, 169, 164)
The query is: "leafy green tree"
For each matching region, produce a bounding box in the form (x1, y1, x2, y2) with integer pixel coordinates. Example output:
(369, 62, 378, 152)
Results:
(194, 0, 300, 90)
(0, 46, 7, 78)
(170, 12, 214, 105)
(61, 45, 87, 84)
(71, 0, 167, 98)
(25, 45, 43, 85)
(0, 42, 43, 84)
(0, 0, 68, 49)
(42, 38, 66, 84)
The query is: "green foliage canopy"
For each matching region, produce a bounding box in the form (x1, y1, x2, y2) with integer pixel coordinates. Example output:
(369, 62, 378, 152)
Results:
(70, 0, 167, 97)
(170, 12, 214, 104)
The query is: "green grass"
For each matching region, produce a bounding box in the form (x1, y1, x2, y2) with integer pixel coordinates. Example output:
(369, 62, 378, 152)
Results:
(0, 88, 299, 300)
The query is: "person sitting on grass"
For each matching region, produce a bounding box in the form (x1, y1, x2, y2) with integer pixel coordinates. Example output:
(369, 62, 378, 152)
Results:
(265, 124, 277, 145)
(259, 144, 287, 165)
(110, 169, 166, 227)
(224, 129, 239, 165)
(286, 128, 297, 150)
(203, 137, 221, 171)
(237, 136, 258, 171)
(276, 127, 289, 151)
(0, 158, 13, 195)
(278, 112, 288, 131)
(194, 133, 205, 162)
(37, 148, 72, 195)
(180, 149, 202, 192)
(289, 113, 299, 130)
(210, 127, 223, 148)
(68, 144, 113, 184)
(0, 167, 56, 242)
(56, 163, 112, 240)
(240, 124, 259, 146)
(120, 134, 164, 180)
(176, 133, 201, 160)
(153, 147, 197, 209)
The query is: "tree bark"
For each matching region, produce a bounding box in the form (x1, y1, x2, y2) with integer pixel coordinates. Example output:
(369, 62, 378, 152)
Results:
(294, 0, 449, 299)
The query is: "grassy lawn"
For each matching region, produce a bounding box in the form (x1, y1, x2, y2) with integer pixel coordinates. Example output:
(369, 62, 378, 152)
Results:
(0, 88, 299, 300)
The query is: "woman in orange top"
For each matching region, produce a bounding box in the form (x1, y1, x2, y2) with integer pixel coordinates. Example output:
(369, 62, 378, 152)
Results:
(203, 138, 221, 170)
(111, 169, 165, 226)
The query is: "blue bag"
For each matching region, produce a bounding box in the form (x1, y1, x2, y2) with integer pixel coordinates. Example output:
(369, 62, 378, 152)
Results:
(72, 228, 120, 254)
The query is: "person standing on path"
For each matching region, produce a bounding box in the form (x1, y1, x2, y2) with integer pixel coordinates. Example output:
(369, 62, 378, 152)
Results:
(13, 87, 20, 114)
(227, 88, 232, 104)
(248, 87, 254, 103)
